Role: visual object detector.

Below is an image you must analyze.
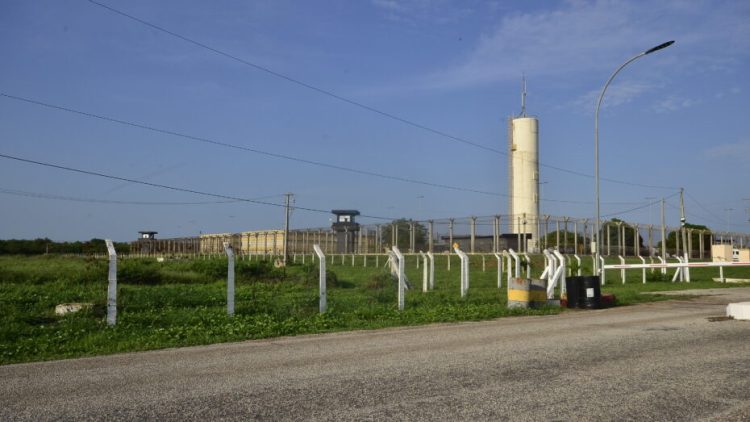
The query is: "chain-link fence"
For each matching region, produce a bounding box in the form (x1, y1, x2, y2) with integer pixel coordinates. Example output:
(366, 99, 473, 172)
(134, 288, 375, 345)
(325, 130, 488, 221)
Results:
(129, 213, 750, 260)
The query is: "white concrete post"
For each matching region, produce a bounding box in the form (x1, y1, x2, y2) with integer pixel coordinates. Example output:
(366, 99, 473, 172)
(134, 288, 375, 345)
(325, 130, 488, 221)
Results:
(420, 251, 428, 292)
(392, 246, 406, 311)
(313, 245, 327, 313)
(541, 249, 553, 281)
(494, 253, 503, 288)
(574, 254, 582, 276)
(503, 250, 513, 286)
(619, 255, 626, 284)
(554, 249, 567, 297)
(454, 247, 469, 297)
(105, 239, 117, 326)
(672, 256, 684, 282)
(426, 252, 435, 290)
(223, 242, 235, 316)
(639, 256, 646, 284)
(522, 253, 531, 278)
(657, 255, 667, 275)
(508, 249, 520, 278)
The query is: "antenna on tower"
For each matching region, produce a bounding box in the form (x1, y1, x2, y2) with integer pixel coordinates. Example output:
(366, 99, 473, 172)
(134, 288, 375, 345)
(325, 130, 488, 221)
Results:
(520, 75, 527, 117)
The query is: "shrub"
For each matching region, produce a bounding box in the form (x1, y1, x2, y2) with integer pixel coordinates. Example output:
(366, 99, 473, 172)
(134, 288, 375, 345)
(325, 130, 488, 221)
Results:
(189, 259, 229, 281)
(236, 260, 284, 282)
(646, 271, 671, 282)
(366, 270, 394, 290)
(295, 263, 338, 287)
(118, 260, 163, 285)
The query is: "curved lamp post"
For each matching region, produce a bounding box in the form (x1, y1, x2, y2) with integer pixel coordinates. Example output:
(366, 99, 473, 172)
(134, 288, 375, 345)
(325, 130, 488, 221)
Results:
(594, 41, 674, 275)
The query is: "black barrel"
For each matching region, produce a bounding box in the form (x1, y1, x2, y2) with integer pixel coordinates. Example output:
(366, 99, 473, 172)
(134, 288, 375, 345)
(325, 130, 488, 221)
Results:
(578, 276, 602, 309)
(565, 276, 583, 309)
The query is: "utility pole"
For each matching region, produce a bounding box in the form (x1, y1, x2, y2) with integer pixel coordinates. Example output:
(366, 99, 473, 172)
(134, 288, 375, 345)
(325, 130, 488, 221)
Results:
(283, 193, 293, 266)
(679, 188, 690, 281)
(660, 197, 666, 265)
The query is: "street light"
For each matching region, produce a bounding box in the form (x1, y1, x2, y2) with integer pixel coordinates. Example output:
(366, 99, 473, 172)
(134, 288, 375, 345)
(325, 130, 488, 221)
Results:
(594, 40, 675, 275)
(724, 208, 734, 245)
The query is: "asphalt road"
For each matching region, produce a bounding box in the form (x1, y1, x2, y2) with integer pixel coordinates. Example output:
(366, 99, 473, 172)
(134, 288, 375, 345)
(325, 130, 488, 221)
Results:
(2, 288, 750, 421)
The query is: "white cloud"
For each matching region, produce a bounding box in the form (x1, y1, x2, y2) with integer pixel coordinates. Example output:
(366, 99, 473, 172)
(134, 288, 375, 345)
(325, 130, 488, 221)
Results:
(715, 87, 743, 99)
(705, 140, 750, 159)
(651, 96, 700, 113)
(371, 0, 473, 25)
(566, 81, 656, 114)
(417, 0, 750, 91)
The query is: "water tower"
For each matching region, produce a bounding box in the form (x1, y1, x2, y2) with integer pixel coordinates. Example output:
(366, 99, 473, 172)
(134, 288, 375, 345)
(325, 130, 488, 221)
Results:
(507, 78, 539, 252)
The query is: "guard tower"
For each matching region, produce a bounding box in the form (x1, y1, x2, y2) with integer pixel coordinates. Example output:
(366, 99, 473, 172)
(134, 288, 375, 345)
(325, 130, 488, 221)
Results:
(138, 231, 158, 240)
(331, 210, 360, 253)
(136, 231, 158, 254)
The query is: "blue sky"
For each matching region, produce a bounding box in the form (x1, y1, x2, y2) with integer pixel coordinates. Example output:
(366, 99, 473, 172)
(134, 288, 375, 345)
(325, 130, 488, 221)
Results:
(1, 0, 748, 241)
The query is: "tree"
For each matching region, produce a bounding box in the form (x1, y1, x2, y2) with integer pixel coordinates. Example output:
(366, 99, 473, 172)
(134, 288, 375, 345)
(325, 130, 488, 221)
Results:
(542, 230, 590, 253)
(0, 238, 129, 255)
(598, 219, 644, 253)
(657, 223, 711, 253)
(380, 219, 428, 251)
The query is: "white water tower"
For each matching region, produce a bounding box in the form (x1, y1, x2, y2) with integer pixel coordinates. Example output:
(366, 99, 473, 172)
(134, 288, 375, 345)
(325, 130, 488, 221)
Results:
(507, 78, 539, 252)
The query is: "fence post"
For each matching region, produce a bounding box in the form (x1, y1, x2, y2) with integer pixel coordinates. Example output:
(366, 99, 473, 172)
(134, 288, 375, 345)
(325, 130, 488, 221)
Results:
(105, 239, 117, 326)
(454, 247, 469, 297)
(550, 249, 567, 299)
(504, 251, 512, 286)
(313, 245, 327, 313)
(392, 246, 405, 311)
(427, 251, 435, 290)
(522, 253, 531, 278)
(639, 255, 646, 284)
(508, 249, 520, 278)
(420, 252, 428, 292)
(494, 253, 503, 288)
(223, 242, 235, 316)
(428, 220, 434, 253)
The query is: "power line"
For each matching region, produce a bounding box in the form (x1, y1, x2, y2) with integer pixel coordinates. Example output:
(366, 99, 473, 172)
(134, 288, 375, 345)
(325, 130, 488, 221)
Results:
(684, 191, 730, 225)
(0, 152, 395, 221)
(602, 193, 679, 218)
(0, 93, 502, 198)
(87, 0, 497, 154)
(1, 93, 669, 206)
(85, 1, 679, 191)
(0, 187, 284, 205)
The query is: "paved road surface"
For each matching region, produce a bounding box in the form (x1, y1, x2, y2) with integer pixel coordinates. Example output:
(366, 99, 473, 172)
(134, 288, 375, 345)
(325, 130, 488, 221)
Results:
(2, 288, 749, 421)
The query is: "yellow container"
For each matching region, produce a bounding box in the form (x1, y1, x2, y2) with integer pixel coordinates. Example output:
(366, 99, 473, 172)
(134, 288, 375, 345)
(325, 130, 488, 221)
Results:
(508, 278, 547, 308)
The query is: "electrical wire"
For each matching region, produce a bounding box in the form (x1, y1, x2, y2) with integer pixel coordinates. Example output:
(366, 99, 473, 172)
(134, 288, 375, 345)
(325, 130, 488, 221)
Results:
(602, 193, 678, 218)
(0, 93, 503, 198)
(0, 152, 395, 221)
(0, 187, 284, 205)
(1, 93, 672, 206)
(85, 0, 679, 191)
(684, 191, 735, 226)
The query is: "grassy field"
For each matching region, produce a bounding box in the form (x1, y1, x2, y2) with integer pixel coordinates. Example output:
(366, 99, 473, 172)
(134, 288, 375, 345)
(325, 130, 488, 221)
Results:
(1, 254, 748, 365)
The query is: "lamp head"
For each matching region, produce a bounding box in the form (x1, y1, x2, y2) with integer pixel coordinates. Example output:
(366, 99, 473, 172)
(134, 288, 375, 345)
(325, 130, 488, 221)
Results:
(644, 40, 675, 55)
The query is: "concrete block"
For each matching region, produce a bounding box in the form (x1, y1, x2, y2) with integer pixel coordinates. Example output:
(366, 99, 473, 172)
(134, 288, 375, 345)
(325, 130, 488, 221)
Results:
(726, 302, 750, 320)
(55, 303, 92, 316)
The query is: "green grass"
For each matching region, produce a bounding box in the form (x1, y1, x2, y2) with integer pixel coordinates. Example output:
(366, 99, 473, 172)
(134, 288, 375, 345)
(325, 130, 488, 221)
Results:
(1, 254, 748, 365)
